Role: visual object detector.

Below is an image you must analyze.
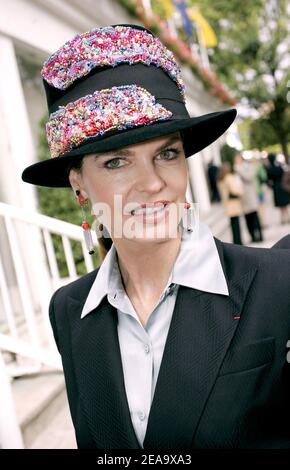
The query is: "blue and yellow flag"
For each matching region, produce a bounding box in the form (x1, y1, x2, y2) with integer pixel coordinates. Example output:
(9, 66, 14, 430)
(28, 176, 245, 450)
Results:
(159, 0, 174, 19)
(173, 0, 194, 38)
(187, 7, 217, 48)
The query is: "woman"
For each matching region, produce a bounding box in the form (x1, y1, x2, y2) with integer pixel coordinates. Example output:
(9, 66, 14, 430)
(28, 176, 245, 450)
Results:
(234, 154, 263, 243)
(217, 162, 244, 245)
(254, 158, 268, 227)
(22, 24, 290, 449)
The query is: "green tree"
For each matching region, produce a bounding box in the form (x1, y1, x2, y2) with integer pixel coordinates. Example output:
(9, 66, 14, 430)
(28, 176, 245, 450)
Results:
(249, 117, 283, 150)
(188, 0, 290, 160)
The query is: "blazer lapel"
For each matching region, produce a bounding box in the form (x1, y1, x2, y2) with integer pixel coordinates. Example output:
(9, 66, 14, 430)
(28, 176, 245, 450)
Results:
(68, 296, 141, 449)
(143, 241, 257, 449)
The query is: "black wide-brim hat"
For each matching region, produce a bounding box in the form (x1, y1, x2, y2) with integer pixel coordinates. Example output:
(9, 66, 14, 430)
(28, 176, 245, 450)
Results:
(22, 24, 237, 188)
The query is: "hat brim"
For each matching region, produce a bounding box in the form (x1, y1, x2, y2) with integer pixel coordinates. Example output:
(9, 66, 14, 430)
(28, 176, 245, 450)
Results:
(22, 108, 237, 188)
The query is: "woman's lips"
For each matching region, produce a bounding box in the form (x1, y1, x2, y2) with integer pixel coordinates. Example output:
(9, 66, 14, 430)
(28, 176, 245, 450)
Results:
(131, 201, 170, 215)
(131, 202, 171, 223)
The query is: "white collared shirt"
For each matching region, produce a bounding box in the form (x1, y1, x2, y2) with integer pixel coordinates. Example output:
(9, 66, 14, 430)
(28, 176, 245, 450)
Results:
(81, 222, 228, 447)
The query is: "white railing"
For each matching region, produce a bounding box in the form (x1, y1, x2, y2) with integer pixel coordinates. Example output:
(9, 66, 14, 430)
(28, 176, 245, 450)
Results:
(0, 201, 99, 448)
(0, 351, 24, 448)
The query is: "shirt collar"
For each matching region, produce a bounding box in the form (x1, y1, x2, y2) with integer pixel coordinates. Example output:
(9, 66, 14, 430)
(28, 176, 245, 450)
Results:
(81, 222, 229, 319)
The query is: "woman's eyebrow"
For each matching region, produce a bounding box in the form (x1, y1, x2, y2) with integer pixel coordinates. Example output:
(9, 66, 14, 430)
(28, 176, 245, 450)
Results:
(155, 134, 182, 153)
(95, 134, 182, 159)
(94, 148, 132, 159)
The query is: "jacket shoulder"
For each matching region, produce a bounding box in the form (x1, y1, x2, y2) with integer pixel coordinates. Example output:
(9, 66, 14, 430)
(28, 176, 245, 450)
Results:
(271, 234, 290, 249)
(48, 267, 100, 352)
(52, 267, 100, 304)
(218, 238, 290, 282)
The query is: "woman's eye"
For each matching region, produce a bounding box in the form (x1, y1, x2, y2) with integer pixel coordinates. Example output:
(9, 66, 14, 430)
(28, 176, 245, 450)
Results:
(104, 158, 125, 169)
(158, 148, 180, 160)
(103, 147, 180, 169)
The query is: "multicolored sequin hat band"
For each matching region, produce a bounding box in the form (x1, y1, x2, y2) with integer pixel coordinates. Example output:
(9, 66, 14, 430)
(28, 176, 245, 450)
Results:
(46, 85, 173, 158)
(41, 25, 185, 102)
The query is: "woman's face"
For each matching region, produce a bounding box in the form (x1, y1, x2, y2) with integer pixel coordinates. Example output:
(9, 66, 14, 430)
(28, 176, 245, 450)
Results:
(69, 131, 189, 243)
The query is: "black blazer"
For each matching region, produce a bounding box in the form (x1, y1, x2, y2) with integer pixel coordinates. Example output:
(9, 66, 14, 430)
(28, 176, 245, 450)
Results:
(49, 237, 290, 449)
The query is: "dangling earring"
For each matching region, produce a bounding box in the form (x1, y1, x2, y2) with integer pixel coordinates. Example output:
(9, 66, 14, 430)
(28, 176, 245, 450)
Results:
(75, 190, 95, 255)
(182, 201, 194, 232)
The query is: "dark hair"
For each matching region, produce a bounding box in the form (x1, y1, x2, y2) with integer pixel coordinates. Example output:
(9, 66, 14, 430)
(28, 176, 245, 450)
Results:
(268, 153, 276, 165)
(67, 131, 187, 259)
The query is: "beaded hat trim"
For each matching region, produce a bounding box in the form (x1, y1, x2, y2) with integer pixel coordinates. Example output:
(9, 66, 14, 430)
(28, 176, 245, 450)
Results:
(41, 25, 185, 101)
(46, 85, 173, 158)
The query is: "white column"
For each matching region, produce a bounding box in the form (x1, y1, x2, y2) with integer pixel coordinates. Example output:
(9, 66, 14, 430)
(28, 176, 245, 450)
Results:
(0, 35, 37, 210)
(0, 35, 53, 313)
(186, 181, 194, 204)
(187, 152, 211, 213)
(211, 141, 222, 166)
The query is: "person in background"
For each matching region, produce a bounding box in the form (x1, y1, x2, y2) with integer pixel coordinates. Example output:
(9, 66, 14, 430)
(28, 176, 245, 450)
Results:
(267, 153, 290, 224)
(234, 154, 263, 242)
(207, 160, 220, 202)
(217, 162, 243, 245)
(254, 158, 268, 228)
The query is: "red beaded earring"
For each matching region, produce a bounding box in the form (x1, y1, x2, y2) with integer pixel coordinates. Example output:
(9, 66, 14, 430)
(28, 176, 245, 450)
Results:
(75, 190, 95, 255)
(182, 200, 194, 232)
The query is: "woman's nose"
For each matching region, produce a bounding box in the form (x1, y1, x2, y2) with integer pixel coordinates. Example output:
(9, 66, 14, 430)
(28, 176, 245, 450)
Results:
(134, 163, 165, 193)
